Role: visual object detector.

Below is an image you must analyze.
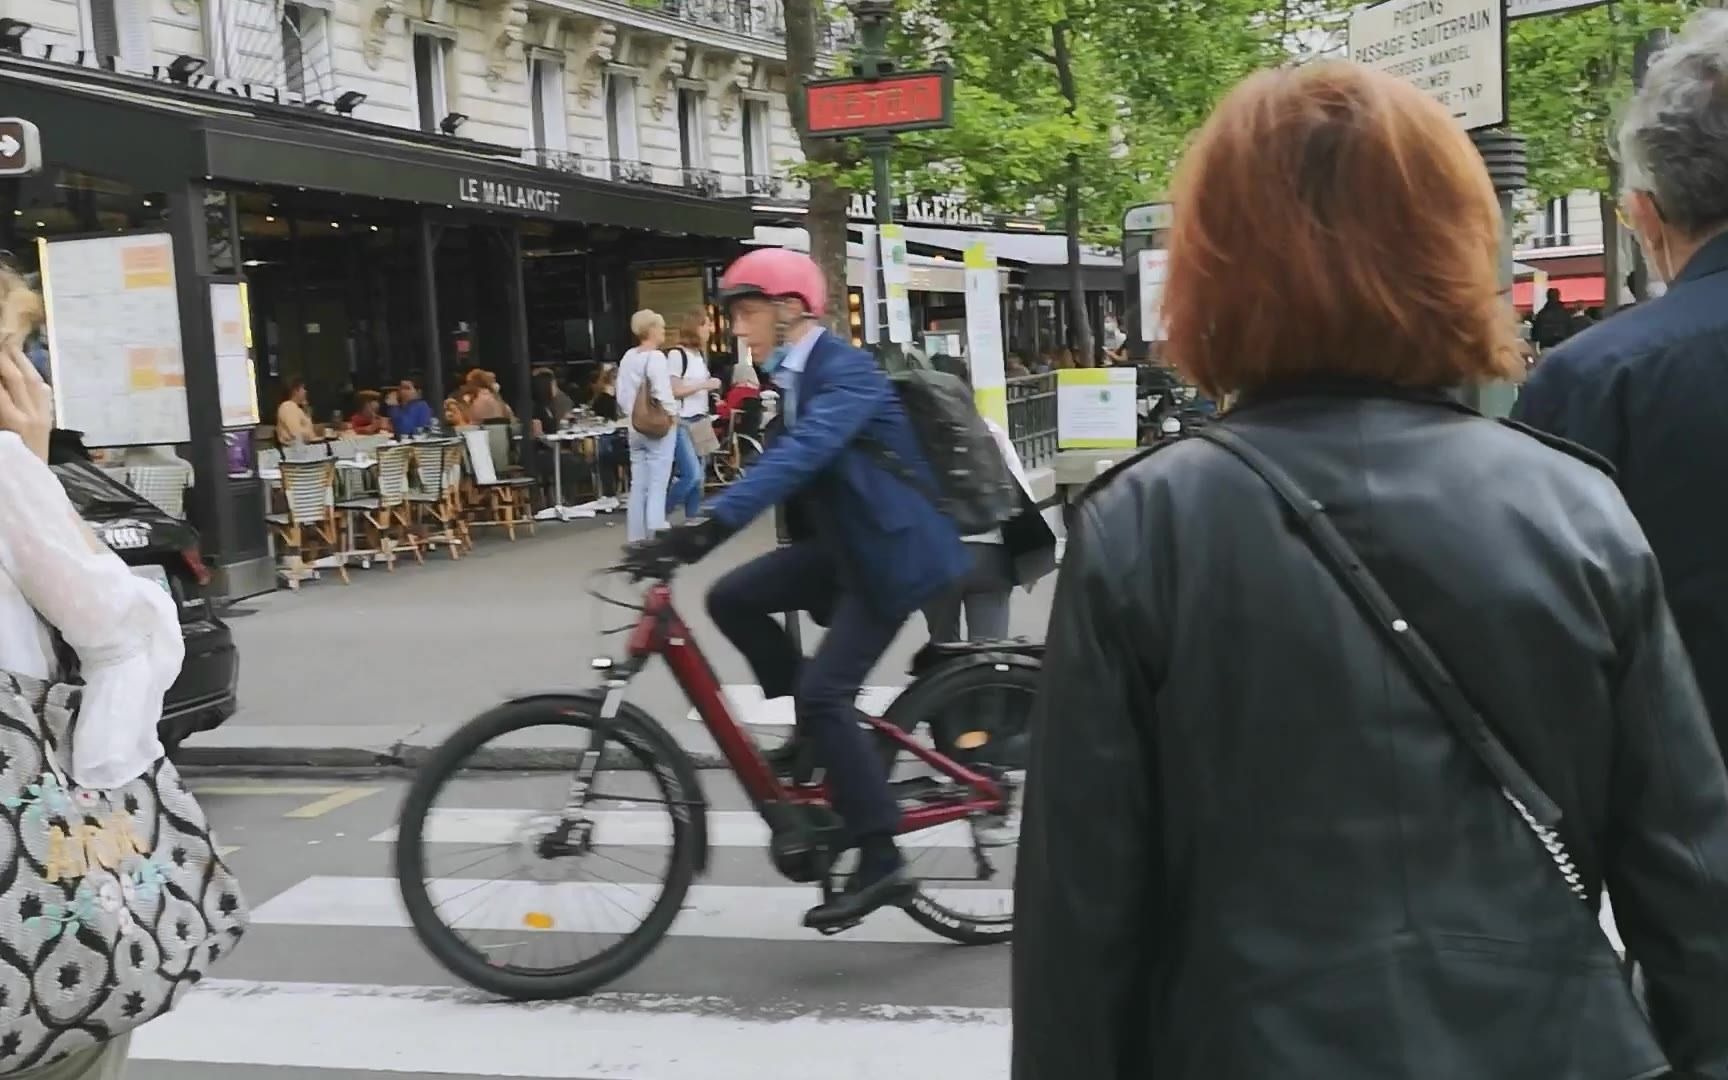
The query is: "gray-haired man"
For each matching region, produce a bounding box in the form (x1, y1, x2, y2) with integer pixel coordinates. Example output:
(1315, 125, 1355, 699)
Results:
(1514, 10, 1728, 753)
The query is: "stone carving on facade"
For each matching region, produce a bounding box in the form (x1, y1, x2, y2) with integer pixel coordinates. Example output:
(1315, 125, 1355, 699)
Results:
(701, 51, 755, 130)
(569, 18, 619, 106)
(479, 0, 531, 87)
(363, 0, 407, 69)
(633, 38, 689, 121)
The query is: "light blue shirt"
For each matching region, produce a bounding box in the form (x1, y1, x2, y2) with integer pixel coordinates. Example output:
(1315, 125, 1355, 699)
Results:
(769, 326, 824, 428)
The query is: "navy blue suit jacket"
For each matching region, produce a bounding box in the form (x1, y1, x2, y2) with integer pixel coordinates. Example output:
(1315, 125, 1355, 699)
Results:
(708, 332, 969, 619)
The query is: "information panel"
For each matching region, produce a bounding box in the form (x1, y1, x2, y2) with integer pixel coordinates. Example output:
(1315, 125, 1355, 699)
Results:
(1057, 368, 1138, 450)
(39, 232, 190, 447)
(963, 242, 1007, 427)
(1349, 0, 1506, 131)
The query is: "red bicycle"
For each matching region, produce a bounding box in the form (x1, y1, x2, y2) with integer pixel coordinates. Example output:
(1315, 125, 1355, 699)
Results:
(394, 546, 1039, 1000)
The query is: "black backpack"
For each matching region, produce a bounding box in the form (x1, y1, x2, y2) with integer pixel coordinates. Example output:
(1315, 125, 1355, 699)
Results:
(867, 357, 1020, 534)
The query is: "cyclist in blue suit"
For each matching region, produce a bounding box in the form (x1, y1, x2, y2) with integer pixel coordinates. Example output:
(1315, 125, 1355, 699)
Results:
(640, 248, 969, 930)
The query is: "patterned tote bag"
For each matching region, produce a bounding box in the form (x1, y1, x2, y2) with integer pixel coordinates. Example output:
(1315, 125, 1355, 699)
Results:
(0, 671, 248, 1075)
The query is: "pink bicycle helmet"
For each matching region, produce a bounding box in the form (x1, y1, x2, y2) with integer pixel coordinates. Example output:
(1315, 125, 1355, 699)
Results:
(718, 248, 828, 317)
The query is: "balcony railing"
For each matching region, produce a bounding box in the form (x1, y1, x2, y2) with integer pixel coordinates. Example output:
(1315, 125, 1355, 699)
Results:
(1529, 231, 1574, 249)
(532, 148, 783, 199)
(622, 0, 857, 50)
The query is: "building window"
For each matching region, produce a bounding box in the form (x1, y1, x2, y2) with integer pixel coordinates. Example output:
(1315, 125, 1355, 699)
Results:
(281, 4, 331, 100)
(742, 98, 771, 180)
(1538, 196, 1571, 248)
(529, 57, 567, 161)
(605, 73, 641, 169)
(413, 33, 452, 134)
(678, 89, 707, 172)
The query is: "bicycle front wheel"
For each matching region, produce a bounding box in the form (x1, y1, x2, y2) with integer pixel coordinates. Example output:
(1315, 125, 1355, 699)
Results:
(394, 694, 703, 1000)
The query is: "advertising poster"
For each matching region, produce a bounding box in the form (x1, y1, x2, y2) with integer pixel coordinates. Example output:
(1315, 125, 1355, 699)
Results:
(210, 281, 259, 428)
(963, 242, 1007, 426)
(1057, 368, 1138, 449)
(1138, 248, 1169, 343)
(879, 224, 914, 344)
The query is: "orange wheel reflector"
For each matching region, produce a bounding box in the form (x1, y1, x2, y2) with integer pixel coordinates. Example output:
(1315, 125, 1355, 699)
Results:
(954, 731, 990, 750)
(523, 912, 555, 930)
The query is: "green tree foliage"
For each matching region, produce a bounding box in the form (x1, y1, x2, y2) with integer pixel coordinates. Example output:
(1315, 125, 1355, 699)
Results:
(888, 0, 1278, 353)
(1509, 0, 1698, 199)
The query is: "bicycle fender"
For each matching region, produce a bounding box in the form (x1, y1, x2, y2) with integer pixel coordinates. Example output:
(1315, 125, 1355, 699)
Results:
(501, 690, 712, 875)
(882, 650, 1043, 736)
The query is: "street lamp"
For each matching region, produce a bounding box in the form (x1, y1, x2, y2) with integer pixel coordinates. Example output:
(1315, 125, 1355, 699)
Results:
(167, 54, 206, 84)
(335, 91, 369, 116)
(439, 112, 468, 136)
(0, 19, 32, 53)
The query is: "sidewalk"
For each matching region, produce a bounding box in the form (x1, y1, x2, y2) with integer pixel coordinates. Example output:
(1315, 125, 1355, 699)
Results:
(184, 510, 1058, 771)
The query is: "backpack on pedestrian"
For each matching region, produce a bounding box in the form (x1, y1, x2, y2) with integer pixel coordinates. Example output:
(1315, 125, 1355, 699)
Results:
(868, 355, 1020, 534)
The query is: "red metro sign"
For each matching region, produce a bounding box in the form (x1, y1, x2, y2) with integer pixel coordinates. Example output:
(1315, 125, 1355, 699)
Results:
(803, 70, 954, 138)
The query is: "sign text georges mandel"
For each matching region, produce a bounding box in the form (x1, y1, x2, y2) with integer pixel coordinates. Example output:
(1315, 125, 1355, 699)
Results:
(457, 177, 563, 214)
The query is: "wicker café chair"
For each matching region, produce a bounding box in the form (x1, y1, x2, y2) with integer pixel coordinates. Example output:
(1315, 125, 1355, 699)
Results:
(410, 440, 471, 558)
(335, 443, 423, 569)
(266, 459, 346, 587)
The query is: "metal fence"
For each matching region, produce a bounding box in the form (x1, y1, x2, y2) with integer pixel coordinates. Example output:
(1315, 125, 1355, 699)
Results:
(1005, 373, 1058, 471)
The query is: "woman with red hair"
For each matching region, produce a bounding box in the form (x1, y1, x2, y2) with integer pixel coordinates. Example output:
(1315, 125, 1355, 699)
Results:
(1014, 61, 1728, 1078)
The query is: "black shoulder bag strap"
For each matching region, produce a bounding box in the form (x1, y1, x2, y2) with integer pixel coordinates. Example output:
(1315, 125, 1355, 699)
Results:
(1194, 425, 1589, 905)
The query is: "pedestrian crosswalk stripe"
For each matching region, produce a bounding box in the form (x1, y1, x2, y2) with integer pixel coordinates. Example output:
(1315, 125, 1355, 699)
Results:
(253, 876, 1011, 944)
(370, 808, 979, 848)
(689, 684, 904, 728)
(131, 979, 1008, 1079)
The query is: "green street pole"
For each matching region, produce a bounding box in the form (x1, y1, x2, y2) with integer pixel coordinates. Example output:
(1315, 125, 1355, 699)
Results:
(851, 0, 902, 366)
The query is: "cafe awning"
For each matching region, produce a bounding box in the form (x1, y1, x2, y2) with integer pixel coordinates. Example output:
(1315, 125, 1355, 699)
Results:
(1, 56, 753, 238)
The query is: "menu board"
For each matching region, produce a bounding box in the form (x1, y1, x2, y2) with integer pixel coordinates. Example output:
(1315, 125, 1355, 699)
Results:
(39, 233, 191, 447)
(211, 282, 259, 428)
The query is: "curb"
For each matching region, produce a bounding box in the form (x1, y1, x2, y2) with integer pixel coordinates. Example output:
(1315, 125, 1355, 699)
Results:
(173, 741, 732, 772)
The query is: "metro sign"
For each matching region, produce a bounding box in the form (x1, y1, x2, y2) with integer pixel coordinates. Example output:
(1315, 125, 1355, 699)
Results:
(0, 118, 43, 178)
(803, 69, 953, 138)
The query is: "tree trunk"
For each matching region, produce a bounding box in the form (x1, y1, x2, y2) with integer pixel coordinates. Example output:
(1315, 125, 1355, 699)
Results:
(783, 0, 852, 332)
(1051, 21, 1095, 362)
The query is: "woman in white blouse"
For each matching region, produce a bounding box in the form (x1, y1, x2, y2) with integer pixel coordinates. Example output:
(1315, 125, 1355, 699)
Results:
(0, 314, 184, 1076)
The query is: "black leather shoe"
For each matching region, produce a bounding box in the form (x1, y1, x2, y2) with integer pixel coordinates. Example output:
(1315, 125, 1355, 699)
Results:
(803, 865, 918, 931)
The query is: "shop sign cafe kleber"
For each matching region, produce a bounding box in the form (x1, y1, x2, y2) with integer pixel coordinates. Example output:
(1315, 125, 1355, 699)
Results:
(457, 177, 564, 215)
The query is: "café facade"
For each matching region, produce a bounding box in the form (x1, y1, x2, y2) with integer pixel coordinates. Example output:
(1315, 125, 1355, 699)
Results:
(0, 51, 753, 596)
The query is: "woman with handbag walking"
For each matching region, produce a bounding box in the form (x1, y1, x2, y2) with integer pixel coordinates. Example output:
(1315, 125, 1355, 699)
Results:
(617, 310, 678, 542)
(1013, 62, 1728, 1080)
(0, 269, 247, 1078)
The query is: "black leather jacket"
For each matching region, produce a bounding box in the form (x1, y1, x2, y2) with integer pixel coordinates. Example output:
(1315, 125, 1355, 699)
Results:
(1014, 384, 1728, 1080)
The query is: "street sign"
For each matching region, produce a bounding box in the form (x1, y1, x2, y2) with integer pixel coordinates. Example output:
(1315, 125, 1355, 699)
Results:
(1348, 0, 1506, 132)
(1509, 0, 1607, 18)
(0, 118, 42, 177)
(803, 69, 953, 138)
(1123, 203, 1174, 234)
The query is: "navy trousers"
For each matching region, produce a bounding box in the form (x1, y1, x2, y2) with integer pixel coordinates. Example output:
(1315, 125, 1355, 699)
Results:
(707, 542, 903, 839)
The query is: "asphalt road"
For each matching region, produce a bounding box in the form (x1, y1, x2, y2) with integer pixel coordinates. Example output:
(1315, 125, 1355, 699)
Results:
(209, 512, 1059, 758)
(130, 771, 1013, 1079)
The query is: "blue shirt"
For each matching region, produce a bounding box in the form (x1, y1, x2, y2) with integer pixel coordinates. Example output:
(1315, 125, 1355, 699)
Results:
(769, 326, 824, 428)
(389, 398, 435, 437)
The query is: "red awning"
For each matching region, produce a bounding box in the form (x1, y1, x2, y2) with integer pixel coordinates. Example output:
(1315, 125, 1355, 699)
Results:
(1514, 276, 1605, 311)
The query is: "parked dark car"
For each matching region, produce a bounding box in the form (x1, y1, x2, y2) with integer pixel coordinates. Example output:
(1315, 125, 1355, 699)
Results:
(48, 434, 238, 751)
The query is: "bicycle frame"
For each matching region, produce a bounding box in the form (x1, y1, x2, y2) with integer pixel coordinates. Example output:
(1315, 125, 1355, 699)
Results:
(623, 582, 1004, 834)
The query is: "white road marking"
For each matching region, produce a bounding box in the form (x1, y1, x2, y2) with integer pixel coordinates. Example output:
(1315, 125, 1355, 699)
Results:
(130, 980, 1007, 1079)
(371, 808, 979, 848)
(253, 876, 1011, 944)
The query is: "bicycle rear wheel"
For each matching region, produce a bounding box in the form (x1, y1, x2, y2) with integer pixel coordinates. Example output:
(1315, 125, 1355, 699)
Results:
(879, 655, 1039, 946)
(394, 694, 703, 1000)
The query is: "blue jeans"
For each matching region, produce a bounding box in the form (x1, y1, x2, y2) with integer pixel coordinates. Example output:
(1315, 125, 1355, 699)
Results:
(667, 419, 705, 520)
(627, 429, 675, 542)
